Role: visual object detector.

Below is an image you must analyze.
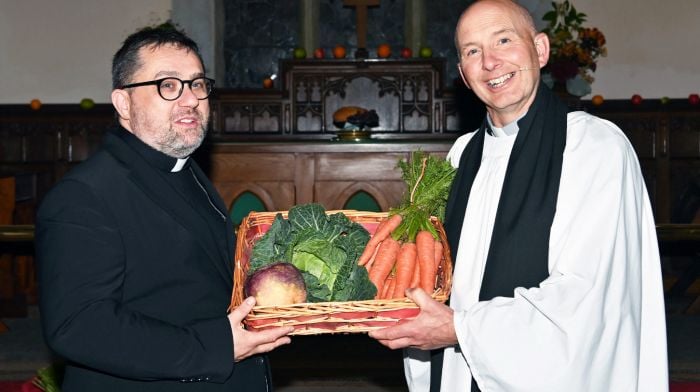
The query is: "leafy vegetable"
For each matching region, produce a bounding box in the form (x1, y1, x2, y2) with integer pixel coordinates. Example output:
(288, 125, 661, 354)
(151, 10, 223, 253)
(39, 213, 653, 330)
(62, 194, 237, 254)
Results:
(390, 150, 456, 242)
(33, 364, 64, 392)
(249, 203, 377, 302)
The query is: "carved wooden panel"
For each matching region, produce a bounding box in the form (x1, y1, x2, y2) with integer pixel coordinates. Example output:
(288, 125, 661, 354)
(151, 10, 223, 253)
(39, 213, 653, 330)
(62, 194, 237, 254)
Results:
(209, 59, 463, 141)
(314, 152, 407, 211)
(206, 142, 451, 213)
(1, 99, 698, 224)
(586, 102, 700, 223)
(215, 96, 286, 136)
(208, 152, 298, 212)
(314, 181, 406, 211)
(669, 113, 700, 158)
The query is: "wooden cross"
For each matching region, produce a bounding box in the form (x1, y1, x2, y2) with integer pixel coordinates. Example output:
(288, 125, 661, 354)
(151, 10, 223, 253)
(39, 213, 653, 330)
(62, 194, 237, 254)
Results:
(344, 0, 380, 58)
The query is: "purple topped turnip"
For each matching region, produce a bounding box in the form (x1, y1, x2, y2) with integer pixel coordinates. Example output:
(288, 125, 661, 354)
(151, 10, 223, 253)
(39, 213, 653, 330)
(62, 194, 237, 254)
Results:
(244, 262, 307, 306)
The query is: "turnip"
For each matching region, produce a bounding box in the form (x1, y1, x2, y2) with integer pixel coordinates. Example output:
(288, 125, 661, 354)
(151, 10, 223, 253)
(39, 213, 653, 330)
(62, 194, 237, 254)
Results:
(244, 262, 307, 306)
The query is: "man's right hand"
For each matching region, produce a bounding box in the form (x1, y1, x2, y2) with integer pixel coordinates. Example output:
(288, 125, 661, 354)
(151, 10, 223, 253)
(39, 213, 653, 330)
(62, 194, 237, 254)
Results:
(227, 296, 294, 362)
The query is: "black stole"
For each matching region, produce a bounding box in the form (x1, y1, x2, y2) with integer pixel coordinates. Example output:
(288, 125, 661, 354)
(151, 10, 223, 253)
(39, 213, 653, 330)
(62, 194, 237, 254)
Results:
(429, 83, 569, 392)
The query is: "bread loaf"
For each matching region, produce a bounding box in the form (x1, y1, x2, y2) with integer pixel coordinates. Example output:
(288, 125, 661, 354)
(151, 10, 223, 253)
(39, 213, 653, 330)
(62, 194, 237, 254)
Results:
(333, 106, 367, 123)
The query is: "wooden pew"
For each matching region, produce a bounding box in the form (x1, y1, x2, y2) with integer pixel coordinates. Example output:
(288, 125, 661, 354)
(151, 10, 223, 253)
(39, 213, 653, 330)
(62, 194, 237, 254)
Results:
(658, 224, 700, 314)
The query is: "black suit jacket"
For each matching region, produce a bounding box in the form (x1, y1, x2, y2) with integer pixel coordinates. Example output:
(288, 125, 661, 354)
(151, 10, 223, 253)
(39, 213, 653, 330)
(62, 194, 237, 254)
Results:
(36, 127, 271, 391)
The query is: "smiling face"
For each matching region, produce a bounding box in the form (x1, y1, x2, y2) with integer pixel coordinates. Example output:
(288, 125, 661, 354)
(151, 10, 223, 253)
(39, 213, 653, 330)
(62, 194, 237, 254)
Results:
(455, 0, 549, 127)
(111, 44, 209, 158)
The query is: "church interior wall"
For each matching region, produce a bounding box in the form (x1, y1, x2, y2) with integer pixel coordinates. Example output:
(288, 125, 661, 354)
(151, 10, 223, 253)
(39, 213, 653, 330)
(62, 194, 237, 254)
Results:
(0, 0, 697, 104)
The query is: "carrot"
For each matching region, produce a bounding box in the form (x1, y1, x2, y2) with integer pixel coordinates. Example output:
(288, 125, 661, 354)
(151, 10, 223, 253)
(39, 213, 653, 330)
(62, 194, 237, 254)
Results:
(380, 274, 395, 299)
(379, 276, 389, 299)
(368, 237, 400, 291)
(364, 241, 382, 273)
(416, 230, 437, 294)
(410, 255, 421, 288)
(392, 242, 417, 298)
(433, 239, 444, 275)
(358, 214, 402, 266)
(386, 275, 397, 299)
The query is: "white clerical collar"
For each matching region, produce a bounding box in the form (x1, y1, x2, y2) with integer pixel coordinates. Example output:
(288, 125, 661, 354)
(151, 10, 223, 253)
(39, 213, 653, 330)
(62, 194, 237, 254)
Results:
(487, 113, 526, 137)
(171, 157, 189, 172)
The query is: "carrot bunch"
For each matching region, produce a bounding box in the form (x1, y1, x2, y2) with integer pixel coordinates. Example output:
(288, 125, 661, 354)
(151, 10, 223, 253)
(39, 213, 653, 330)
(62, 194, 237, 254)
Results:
(358, 214, 444, 299)
(358, 150, 455, 299)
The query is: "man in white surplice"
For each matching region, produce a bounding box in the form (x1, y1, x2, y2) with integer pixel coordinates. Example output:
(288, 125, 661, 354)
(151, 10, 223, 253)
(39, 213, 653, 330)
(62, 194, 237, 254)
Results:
(368, 1, 668, 391)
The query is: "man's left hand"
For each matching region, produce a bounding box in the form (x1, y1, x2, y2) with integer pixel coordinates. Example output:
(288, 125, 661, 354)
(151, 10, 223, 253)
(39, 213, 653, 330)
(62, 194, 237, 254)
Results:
(368, 288, 457, 350)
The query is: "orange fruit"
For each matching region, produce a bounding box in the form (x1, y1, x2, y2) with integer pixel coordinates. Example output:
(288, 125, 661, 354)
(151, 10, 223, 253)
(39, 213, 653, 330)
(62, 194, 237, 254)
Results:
(377, 44, 391, 58)
(29, 99, 42, 110)
(263, 78, 273, 89)
(332, 45, 347, 59)
(591, 95, 604, 106)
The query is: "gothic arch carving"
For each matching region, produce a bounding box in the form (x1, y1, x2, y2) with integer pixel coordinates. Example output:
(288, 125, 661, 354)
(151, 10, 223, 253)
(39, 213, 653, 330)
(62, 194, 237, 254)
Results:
(329, 182, 393, 212)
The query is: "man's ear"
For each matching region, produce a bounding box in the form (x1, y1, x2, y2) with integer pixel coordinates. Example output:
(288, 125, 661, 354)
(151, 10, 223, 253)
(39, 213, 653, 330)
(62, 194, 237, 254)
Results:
(534, 32, 550, 68)
(111, 89, 131, 120)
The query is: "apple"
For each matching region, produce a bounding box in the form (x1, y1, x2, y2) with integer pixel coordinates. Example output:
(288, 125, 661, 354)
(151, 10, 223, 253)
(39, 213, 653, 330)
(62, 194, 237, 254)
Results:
(631, 94, 642, 105)
(313, 47, 325, 59)
(689, 94, 700, 105)
(293, 47, 306, 59)
(419, 46, 433, 58)
(400, 47, 412, 59)
(660, 96, 670, 105)
(80, 98, 95, 110)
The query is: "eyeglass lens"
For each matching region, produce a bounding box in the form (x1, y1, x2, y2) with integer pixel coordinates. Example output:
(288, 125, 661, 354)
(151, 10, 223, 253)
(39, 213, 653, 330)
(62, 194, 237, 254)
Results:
(158, 78, 212, 100)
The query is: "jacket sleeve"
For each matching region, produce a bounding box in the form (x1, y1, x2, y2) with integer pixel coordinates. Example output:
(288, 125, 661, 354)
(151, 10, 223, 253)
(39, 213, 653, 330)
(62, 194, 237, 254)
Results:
(36, 179, 235, 382)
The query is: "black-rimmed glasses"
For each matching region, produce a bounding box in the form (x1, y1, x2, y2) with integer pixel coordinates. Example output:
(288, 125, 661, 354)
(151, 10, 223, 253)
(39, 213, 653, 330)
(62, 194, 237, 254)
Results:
(119, 77, 215, 101)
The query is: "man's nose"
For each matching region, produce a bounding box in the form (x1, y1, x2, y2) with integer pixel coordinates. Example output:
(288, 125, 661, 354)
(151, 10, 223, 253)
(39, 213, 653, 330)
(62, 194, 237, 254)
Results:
(481, 49, 501, 71)
(178, 83, 200, 107)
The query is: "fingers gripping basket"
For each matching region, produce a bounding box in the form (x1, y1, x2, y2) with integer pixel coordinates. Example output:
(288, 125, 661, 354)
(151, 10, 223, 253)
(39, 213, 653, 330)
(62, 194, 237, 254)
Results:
(230, 210, 453, 335)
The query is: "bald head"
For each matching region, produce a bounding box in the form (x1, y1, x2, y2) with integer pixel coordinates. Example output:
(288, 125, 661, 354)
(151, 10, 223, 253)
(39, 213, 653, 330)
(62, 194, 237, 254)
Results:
(455, 0, 538, 57)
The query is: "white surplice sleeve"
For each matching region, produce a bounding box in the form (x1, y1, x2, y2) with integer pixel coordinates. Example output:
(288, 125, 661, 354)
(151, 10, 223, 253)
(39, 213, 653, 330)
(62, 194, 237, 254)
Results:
(454, 112, 668, 392)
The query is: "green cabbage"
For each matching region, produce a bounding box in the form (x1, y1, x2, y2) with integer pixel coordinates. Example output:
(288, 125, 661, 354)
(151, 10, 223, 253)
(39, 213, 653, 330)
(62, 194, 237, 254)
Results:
(248, 203, 377, 302)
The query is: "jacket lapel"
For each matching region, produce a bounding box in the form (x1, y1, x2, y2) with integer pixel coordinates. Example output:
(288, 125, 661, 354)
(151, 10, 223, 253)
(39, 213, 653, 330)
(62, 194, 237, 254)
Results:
(189, 162, 236, 276)
(104, 133, 233, 286)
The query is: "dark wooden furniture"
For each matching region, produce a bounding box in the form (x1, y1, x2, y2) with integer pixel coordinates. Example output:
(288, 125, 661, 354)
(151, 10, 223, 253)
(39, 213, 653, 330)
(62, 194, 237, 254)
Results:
(205, 141, 450, 212)
(208, 58, 479, 141)
(0, 172, 35, 317)
(5, 99, 700, 223)
(586, 101, 700, 224)
(657, 224, 700, 314)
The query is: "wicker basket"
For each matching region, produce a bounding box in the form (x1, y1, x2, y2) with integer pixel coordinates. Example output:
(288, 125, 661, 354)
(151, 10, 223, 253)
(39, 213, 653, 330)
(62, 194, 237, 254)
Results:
(230, 210, 453, 335)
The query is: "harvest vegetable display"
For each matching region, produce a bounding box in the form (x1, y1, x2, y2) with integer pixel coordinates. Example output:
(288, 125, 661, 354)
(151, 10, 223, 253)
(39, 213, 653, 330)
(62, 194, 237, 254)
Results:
(247, 203, 377, 303)
(361, 150, 456, 299)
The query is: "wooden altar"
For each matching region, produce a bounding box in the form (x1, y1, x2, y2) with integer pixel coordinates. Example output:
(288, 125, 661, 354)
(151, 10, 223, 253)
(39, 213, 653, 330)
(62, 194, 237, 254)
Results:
(208, 58, 477, 141)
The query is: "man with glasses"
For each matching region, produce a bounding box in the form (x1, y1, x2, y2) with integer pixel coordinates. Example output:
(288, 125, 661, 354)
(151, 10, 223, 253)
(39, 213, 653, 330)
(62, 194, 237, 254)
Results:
(35, 24, 293, 391)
